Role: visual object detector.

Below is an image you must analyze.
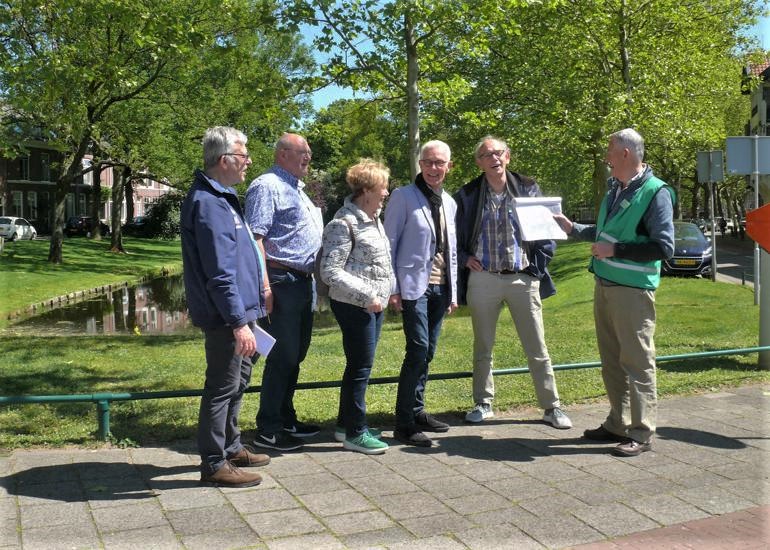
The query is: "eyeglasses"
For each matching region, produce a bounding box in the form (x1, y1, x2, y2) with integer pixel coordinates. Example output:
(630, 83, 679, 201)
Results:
(282, 148, 312, 158)
(419, 159, 448, 168)
(222, 153, 251, 161)
(478, 149, 507, 160)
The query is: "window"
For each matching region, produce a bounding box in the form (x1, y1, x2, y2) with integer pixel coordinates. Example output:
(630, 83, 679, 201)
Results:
(40, 153, 50, 182)
(27, 191, 37, 220)
(20, 156, 30, 180)
(78, 194, 86, 216)
(66, 193, 75, 219)
(12, 191, 23, 217)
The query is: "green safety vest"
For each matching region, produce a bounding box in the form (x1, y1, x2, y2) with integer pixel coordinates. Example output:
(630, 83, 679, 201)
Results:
(591, 176, 672, 290)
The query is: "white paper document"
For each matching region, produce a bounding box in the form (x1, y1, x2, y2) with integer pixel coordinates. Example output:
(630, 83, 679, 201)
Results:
(512, 197, 568, 241)
(253, 323, 276, 357)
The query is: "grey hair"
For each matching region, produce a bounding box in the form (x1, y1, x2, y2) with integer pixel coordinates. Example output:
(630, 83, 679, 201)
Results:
(420, 140, 451, 161)
(473, 135, 508, 158)
(609, 128, 644, 161)
(203, 127, 247, 169)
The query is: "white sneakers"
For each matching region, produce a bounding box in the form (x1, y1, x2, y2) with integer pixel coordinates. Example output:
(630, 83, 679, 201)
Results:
(543, 407, 573, 429)
(465, 403, 494, 423)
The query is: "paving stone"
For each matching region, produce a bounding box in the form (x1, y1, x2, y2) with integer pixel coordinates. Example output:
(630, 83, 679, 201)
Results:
(387, 458, 458, 482)
(21, 520, 100, 550)
(264, 532, 343, 549)
(518, 492, 589, 517)
(483, 474, 558, 502)
(374, 491, 452, 521)
(571, 502, 659, 538)
(516, 510, 605, 548)
(347, 473, 420, 498)
(719, 478, 770, 505)
(399, 511, 474, 538)
(92, 499, 169, 533)
(622, 493, 711, 525)
(323, 458, 392, 480)
(299, 488, 374, 517)
(454, 522, 543, 550)
(264, 455, 326, 478)
(19, 500, 90, 529)
(0, 499, 15, 521)
(412, 474, 485, 500)
(166, 504, 250, 536)
(451, 459, 521, 482)
(277, 472, 349, 496)
(466, 504, 539, 529)
(322, 509, 394, 536)
(386, 534, 468, 550)
(583, 460, 654, 483)
(442, 488, 511, 515)
(101, 524, 182, 549)
(339, 525, 414, 548)
(156, 486, 229, 511)
(227, 487, 299, 514)
(556, 476, 625, 506)
(16, 480, 84, 506)
(83, 477, 161, 508)
(0, 516, 19, 547)
(76, 461, 144, 481)
(244, 508, 325, 539)
(181, 526, 263, 550)
(510, 459, 586, 483)
(674, 485, 755, 515)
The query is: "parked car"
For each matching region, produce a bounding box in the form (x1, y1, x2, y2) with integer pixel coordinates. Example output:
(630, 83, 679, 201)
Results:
(0, 216, 37, 241)
(64, 216, 110, 237)
(688, 217, 707, 234)
(123, 215, 148, 236)
(662, 221, 713, 277)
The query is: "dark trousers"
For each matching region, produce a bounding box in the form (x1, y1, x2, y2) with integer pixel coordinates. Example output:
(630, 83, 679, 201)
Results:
(395, 284, 448, 430)
(256, 269, 314, 435)
(198, 324, 253, 475)
(331, 299, 384, 438)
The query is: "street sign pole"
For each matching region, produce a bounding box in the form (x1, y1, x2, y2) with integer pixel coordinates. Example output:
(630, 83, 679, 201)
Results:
(754, 136, 761, 306)
(697, 150, 722, 282)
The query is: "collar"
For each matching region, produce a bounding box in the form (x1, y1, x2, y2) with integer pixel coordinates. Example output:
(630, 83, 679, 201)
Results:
(198, 169, 237, 196)
(269, 164, 303, 189)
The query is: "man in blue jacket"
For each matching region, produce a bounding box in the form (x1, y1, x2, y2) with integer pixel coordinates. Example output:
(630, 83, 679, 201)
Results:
(454, 136, 571, 429)
(181, 126, 270, 487)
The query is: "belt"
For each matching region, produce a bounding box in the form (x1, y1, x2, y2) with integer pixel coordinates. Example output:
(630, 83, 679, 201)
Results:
(267, 259, 311, 278)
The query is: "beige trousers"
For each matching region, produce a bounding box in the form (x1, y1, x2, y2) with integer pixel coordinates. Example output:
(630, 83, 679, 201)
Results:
(467, 270, 560, 409)
(593, 282, 657, 443)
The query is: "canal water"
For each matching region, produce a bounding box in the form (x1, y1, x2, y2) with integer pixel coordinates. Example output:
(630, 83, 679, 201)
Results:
(4, 275, 396, 336)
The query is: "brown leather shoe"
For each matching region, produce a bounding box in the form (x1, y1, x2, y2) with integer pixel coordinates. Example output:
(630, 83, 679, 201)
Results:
(611, 440, 652, 457)
(201, 461, 262, 488)
(228, 446, 271, 467)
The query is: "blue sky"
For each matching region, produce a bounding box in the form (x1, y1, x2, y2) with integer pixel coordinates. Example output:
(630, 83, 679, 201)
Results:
(309, 14, 770, 111)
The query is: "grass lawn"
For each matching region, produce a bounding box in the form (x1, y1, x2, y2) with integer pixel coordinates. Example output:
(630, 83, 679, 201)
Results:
(0, 239, 766, 448)
(0, 237, 183, 326)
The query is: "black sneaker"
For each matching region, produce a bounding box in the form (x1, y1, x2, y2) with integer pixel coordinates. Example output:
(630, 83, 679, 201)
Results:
(283, 421, 321, 438)
(415, 411, 449, 433)
(393, 428, 432, 448)
(583, 425, 629, 443)
(253, 432, 303, 451)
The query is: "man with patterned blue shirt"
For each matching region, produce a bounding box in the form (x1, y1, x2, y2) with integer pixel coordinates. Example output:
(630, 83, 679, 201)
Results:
(245, 133, 324, 452)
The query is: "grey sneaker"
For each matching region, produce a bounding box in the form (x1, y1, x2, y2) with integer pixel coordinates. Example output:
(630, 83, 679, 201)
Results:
(543, 407, 572, 429)
(465, 403, 494, 423)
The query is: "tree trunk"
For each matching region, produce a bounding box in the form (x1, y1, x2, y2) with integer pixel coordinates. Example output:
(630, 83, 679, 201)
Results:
(48, 133, 90, 264)
(404, 11, 420, 182)
(89, 161, 104, 240)
(110, 166, 129, 253)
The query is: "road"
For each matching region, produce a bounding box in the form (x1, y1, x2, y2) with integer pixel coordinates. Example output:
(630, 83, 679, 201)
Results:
(710, 234, 755, 287)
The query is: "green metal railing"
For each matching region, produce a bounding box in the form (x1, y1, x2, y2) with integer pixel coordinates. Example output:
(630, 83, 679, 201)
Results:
(1, 346, 768, 441)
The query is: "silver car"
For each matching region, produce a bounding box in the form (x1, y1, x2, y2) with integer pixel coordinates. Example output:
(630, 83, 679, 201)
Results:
(0, 216, 37, 241)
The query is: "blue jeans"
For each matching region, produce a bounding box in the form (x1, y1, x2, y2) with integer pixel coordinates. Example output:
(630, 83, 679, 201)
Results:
(198, 324, 253, 475)
(395, 284, 449, 430)
(256, 269, 314, 435)
(330, 299, 383, 438)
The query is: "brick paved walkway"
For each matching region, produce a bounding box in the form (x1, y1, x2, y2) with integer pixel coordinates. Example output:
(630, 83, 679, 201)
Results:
(1, 384, 768, 549)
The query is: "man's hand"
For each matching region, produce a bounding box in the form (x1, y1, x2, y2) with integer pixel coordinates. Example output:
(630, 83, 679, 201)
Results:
(233, 324, 256, 357)
(447, 303, 458, 315)
(591, 241, 615, 259)
(553, 213, 573, 234)
(388, 293, 403, 312)
(367, 297, 384, 313)
(466, 256, 483, 272)
(264, 287, 274, 314)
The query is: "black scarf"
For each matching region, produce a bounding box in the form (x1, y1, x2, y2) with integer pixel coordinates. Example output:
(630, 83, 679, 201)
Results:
(415, 173, 444, 255)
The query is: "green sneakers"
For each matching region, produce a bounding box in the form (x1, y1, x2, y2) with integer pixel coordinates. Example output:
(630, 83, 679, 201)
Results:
(335, 426, 383, 442)
(343, 431, 389, 454)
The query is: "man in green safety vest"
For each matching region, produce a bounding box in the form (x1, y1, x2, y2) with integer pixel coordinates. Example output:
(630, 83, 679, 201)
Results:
(554, 128, 675, 457)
